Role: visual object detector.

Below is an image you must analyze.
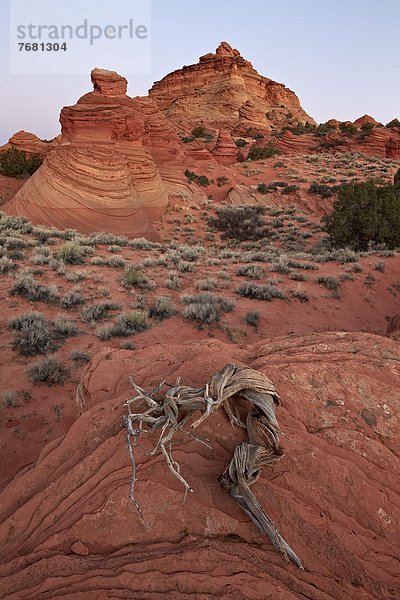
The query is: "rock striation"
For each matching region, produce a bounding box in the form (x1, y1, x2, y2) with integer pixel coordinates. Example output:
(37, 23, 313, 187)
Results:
(0, 333, 399, 599)
(149, 42, 315, 134)
(4, 69, 186, 237)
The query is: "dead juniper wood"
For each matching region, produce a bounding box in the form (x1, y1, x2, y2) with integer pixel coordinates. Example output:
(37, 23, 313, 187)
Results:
(124, 363, 303, 570)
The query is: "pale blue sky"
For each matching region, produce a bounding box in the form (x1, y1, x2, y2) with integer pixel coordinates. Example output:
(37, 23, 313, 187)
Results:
(0, 0, 399, 143)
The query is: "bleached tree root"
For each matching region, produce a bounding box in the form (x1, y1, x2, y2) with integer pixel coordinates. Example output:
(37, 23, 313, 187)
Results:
(124, 364, 304, 570)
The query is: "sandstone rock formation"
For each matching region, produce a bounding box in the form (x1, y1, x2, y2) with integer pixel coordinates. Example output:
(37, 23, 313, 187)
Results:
(0, 333, 399, 599)
(4, 69, 194, 237)
(212, 129, 238, 164)
(149, 42, 315, 134)
(0, 131, 59, 157)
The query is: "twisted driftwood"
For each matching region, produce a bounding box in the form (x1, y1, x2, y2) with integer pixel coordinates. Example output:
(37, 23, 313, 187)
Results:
(124, 363, 303, 569)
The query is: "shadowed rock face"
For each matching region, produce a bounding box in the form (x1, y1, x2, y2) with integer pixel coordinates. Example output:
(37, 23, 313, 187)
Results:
(0, 332, 399, 599)
(149, 41, 315, 133)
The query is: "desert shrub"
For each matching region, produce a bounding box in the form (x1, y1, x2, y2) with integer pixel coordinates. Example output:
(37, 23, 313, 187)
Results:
(196, 278, 218, 291)
(236, 282, 286, 301)
(315, 122, 336, 136)
(208, 205, 267, 241)
(270, 260, 291, 275)
(323, 181, 400, 250)
(308, 182, 337, 198)
(0, 256, 16, 274)
(394, 168, 400, 187)
(257, 183, 269, 194)
(81, 302, 121, 323)
(236, 265, 264, 279)
(53, 316, 78, 337)
(244, 310, 260, 327)
(339, 122, 357, 135)
(374, 261, 385, 272)
(386, 118, 400, 129)
(60, 286, 86, 309)
(108, 255, 126, 268)
(292, 290, 309, 302)
(177, 260, 195, 272)
(11, 273, 59, 303)
(182, 136, 195, 143)
(282, 185, 299, 194)
(182, 292, 235, 324)
(361, 122, 375, 133)
(217, 176, 229, 187)
(191, 126, 207, 138)
(285, 121, 316, 136)
(290, 272, 308, 281)
(179, 246, 201, 262)
(96, 310, 149, 340)
(2, 391, 17, 407)
(0, 147, 43, 177)
(9, 311, 55, 356)
(120, 341, 136, 350)
(148, 296, 177, 321)
(70, 349, 90, 364)
(247, 146, 281, 161)
(65, 270, 87, 282)
(123, 265, 148, 288)
(235, 139, 248, 148)
(165, 271, 183, 290)
(317, 276, 341, 291)
(184, 169, 212, 187)
(57, 242, 85, 264)
(27, 356, 70, 386)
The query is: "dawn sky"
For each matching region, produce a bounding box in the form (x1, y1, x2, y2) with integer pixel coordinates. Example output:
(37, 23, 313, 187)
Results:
(0, 0, 399, 144)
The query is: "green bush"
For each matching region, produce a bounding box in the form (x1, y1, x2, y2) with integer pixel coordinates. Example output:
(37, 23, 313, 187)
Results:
(191, 126, 207, 138)
(339, 122, 357, 135)
(247, 146, 281, 161)
(323, 181, 400, 250)
(394, 169, 400, 187)
(386, 118, 400, 129)
(309, 182, 337, 198)
(235, 139, 248, 148)
(0, 147, 43, 177)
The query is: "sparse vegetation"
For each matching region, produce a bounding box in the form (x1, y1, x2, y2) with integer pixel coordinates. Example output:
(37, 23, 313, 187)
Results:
(27, 356, 70, 385)
(236, 282, 286, 301)
(182, 292, 235, 324)
(148, 296, 177, 321)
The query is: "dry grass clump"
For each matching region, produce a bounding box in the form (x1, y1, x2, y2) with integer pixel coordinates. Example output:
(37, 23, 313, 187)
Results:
(27, 356, 70, 385)
(182, 292, 235, 324)
(60, 286, 86, 309)
(0, 256, 16, 274)
(96, 310, 149, 340)
(123, 265, 149, 288)
(148, 296, 177, 321)
(236, 282, 286, 301)
(165, 271, 183, 290)
(236, 265, 264, 279)
(11, 273, 59, 303)
(81, 302, 121, 323)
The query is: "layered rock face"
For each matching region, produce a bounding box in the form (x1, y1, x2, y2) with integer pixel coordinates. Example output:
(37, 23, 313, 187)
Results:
(0, 131, 59, 157)
(149, 42, 315, 134)
(212, 129, 238, 164)
(0, 333, 399, 599)
(5, 69, 177, 237)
